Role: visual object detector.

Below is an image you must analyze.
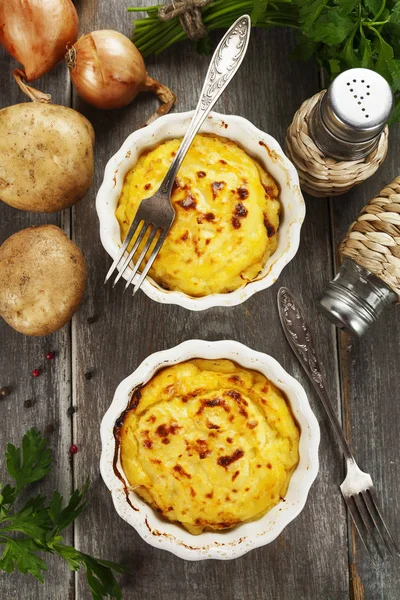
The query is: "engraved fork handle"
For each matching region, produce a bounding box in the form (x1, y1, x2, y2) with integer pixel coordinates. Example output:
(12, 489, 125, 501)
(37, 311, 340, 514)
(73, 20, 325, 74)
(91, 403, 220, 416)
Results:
(159, 15, 251, 195)
(277, 287, 356, 463)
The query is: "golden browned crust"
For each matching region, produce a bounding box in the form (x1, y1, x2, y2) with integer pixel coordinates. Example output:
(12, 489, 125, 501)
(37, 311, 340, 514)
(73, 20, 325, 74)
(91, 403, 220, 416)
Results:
(117, 359, 299, 535)
(116, 134, 280, 296)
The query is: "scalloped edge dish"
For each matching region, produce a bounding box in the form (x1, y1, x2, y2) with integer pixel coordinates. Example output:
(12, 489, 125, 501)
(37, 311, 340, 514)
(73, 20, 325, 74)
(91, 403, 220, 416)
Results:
(96, 111, 305, 310)
(100, 339, 320, 560)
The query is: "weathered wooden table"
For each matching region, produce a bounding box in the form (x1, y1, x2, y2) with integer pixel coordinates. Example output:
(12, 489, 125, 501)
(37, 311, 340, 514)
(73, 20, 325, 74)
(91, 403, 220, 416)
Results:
(1, 2, 400, 599)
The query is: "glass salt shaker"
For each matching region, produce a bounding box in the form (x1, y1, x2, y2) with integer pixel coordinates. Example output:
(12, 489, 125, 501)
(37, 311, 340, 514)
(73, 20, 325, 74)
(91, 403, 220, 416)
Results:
(285, 68, 394, 197)
(319, 177, 400, 336)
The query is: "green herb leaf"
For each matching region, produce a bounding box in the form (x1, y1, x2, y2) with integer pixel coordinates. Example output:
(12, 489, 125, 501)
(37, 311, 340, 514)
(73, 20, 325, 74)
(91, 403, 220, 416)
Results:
(0, 429, 124, 599)
(341, 26, 361, 67)
(82, 555, 124, 600)
(391, 2, 400, 25)
(0, 541, 15, 573)
(328, 58, 342, 74)
(385, 19, 400, 55)
(298, 0, 329, 31)
(5, 429, 52, 493)
(251, 0, 268, 25)
(52, 543, 82, 571)
(291, 34, 319, 61)
(388, 58, 400, 92)
(49, 483, 88, 535)
(388, 97, 400, 123)
(2, 496, 50, 540)
(365, 0, 382, 15)
(336, 0, 360, 15)
(0, 537, 48, 582)
(55, 545, 125, 600)
(307, 9, 355, 45)
(375, 34, 395, 80)
(48, 490, 62, 525)
(0, 484, 17, 509)
(360, 35, 374, 68)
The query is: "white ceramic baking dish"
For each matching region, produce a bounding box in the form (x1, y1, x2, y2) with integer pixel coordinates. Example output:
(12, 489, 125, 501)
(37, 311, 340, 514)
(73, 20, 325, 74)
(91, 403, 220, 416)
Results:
(96, 111, 305, 310)
(100, 339, 320, 560)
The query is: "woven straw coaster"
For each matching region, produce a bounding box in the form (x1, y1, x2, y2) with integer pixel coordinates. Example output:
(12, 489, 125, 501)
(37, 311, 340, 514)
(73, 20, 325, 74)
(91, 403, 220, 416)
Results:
(340, 177, 400, 300)
(285, 91, 389, 198)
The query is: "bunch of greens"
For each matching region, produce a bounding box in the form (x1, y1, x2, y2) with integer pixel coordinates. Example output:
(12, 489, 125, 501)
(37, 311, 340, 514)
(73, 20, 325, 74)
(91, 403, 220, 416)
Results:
(130, 0, 400, 121)
(0, 429, 124, 599)
(130, 0, 297, 55)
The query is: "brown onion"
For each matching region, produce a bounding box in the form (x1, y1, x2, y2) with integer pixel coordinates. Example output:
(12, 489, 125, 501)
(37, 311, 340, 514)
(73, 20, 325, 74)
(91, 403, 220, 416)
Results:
(66, 30, 176, 121)
(0, 0, 78, 82)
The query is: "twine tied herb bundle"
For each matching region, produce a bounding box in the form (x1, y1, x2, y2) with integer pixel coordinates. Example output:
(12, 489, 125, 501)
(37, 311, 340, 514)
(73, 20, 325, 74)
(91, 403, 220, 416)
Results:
(158, 0, 214, 40)
(129, 0, 400, 122)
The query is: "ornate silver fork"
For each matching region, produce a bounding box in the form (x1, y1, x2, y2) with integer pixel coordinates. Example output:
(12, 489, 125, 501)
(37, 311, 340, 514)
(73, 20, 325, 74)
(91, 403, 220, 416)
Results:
(105, 14, 251, 295)
(277, 286, 399, 560)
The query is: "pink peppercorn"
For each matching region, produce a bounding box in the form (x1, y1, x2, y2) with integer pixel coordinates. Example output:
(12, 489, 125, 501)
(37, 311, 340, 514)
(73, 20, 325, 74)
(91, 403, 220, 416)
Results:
(46, 352, 54, 360)
(32, 369, 40, 378)
(69, 444, 78, 455)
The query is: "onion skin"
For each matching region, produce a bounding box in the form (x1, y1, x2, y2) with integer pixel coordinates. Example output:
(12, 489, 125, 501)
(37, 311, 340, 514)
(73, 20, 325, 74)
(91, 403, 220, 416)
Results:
(68, 30, 146, 110)
(0, 0, 78, 81)
(67, 30, 176, 120)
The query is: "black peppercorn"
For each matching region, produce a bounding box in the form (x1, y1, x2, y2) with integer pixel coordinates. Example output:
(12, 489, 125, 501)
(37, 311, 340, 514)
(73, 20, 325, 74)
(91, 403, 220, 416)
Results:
(87, 314, 99, 324)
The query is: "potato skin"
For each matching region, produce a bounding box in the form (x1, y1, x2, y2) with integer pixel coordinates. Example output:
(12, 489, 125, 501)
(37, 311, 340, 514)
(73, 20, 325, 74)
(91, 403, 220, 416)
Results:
(0, 225, 87, 336)
(0, 103, 94, 212)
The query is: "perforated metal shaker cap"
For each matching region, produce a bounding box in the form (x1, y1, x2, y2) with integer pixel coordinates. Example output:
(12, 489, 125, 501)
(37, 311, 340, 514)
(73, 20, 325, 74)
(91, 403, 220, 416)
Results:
(323, 68, 393, 141)
(310, 68, 394, 160)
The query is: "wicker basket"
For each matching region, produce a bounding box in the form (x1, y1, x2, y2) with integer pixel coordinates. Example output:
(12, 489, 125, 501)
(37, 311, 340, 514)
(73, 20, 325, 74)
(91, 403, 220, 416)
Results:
(340, 177, 400, 300)
(285, 91, 389, 198)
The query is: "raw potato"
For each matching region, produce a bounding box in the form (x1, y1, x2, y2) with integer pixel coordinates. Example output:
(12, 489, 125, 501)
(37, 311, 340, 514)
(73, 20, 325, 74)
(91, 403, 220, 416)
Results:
(0, 225, 87, 336)
(0, 102, 94, 212)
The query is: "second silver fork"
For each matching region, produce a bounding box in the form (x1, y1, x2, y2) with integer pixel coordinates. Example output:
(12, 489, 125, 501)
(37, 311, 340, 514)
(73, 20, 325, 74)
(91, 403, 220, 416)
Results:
(277, 286, 399, 561)
(105, 14, 251, 296)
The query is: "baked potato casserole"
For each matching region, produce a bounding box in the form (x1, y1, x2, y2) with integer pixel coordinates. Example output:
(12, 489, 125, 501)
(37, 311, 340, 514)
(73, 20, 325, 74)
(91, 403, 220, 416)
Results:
(116, 134, 280, 296)
(116, 359, 299, 535)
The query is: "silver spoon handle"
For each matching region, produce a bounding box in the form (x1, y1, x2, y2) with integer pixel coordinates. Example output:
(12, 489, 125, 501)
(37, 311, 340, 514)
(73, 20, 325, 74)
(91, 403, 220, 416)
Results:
(160, 14, 251, 195)
(277, 287, 356, 462)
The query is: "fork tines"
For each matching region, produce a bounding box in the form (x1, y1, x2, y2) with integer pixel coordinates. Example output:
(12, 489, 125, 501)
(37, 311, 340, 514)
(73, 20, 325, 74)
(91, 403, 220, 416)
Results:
(345, 487, 400, 560)
(105, 217, 167, 296)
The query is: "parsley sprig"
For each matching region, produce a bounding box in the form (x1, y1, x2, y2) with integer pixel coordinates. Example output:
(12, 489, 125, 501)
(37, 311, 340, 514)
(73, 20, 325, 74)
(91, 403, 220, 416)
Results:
(293, 0, 400, 121)
(131, 0, 400, 122)
(0, 429, 124, 599)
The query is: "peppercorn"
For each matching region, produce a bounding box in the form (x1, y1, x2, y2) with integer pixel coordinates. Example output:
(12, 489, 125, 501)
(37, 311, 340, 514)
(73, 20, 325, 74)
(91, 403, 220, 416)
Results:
(69, 444, 78, 455)
(87, 314, 99, 325)
(67, 406, 76, 417)
(0, 386, 10, 397)
(32, 369, 40, 378)
(84, 371, 93, 381)
(46, 352, 54, 360)
(24, 399, 33, 408)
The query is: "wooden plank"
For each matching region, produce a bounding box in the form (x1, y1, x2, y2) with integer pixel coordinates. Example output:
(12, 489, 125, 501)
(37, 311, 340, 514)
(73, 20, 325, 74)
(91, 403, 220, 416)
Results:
(0, 54, 74, 597)
(72, 4, 349, 597)
(331, 146, 400, 598)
